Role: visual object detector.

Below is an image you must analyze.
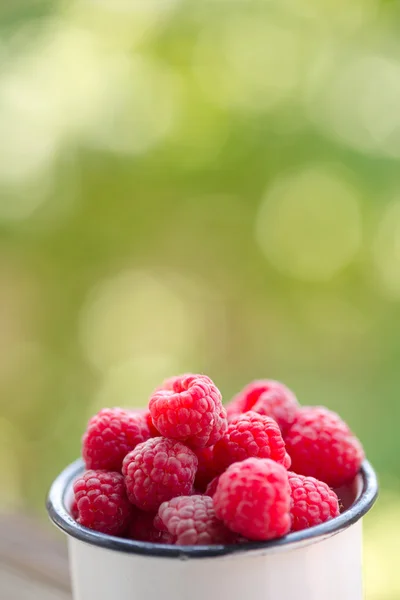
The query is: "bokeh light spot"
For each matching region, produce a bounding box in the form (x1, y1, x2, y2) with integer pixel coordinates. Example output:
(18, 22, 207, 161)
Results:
(256, 166, 362, 281)
(80, 269, 224, 371)
(88, 56, 181, 155)
(0, 18, 134, 220)
(91, 353, 187, 415)
(306, 53, 400, 158)
(0, 15, 175, 218)
(194, 17, 304, 113)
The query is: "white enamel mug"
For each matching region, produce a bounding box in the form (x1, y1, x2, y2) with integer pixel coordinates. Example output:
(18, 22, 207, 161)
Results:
(47, 459, 377, 600)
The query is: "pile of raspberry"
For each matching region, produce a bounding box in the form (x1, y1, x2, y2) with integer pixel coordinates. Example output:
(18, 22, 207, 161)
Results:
(72, 374, 365, 545)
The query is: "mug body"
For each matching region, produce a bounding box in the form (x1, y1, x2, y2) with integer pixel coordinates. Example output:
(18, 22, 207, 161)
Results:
(47, 459, 377, 600)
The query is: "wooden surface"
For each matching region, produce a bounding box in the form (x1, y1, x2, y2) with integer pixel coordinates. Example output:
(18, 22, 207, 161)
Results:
(0, 515, 71, 599)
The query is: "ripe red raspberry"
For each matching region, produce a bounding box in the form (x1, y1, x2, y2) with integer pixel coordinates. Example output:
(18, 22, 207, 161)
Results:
(213, 458, 291, 541)
(288, 472, 340, 532)
(204, 475, 220, 498)
(82, 408, 151, 472)
(149, 374, 227, 448)
(194, 446, 219, 492)
(213, 412, 291, 473)
(284, 407, 365, 488)
(128, 510, 174, 544)
(156, 495, 235, 545)
(226, 380, 299, 432)
(73, 470, 131, 536)
(122, 437, 198, 512)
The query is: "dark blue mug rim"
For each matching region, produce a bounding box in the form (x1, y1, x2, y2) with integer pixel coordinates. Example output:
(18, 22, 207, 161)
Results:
(46, 458, 378, 559)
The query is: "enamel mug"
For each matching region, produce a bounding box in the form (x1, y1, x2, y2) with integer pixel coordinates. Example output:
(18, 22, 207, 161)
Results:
(47, 459, 378, 600)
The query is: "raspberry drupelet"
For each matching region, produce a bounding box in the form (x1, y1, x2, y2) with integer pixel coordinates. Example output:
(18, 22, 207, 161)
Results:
(73, 470, 131, 536)
(213, 458, 291, 541)
(149, 374, 227, 449)
(288, 472, 340, 532)
(82, 408, 151, 472)
(213, 411, 291, 473)
(122, 437, 198, 512)
(284, 406, 364, 488)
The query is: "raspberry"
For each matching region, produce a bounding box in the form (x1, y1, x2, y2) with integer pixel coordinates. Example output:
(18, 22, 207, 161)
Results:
(128, 510, 174, 544)
(73, 470, 131, 536)
(156, 495, 235, 545)
(82, 408, 151, 472)
(213, 412, 291, 473)
(226, 380, 299, 432)
(288, 472, 340, 532)
(149, 374, 227, 449)
(213, 458, 291, 541)
(122, 437, 198, 512)
(204, 475, 220, 498)
(194, 446, 219, 492)
(284, 407, 365, 488)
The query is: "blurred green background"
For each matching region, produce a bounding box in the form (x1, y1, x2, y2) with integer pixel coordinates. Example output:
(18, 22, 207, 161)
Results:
(0, 0, 399, 598)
